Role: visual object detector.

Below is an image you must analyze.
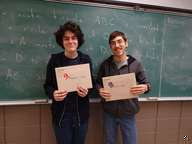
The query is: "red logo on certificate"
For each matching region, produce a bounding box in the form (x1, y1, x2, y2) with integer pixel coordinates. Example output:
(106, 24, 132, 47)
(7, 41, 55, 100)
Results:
(63, 73, 71, 80)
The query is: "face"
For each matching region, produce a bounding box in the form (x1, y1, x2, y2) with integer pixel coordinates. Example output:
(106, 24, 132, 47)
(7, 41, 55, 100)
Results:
(63, 31, 78, 53)
(110, 36, 128, 57)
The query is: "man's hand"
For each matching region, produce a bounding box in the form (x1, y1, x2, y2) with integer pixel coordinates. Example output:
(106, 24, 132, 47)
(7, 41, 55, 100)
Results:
(53, 90, 68, 101)
(130, 84, 148, 95)
(99, 88, 112, 100)
(77, 86, 88, 97)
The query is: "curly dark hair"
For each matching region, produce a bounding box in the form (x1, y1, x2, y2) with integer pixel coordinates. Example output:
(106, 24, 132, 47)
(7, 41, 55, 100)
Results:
(54, 21, 84, 49)
(108, 31, 127, 44)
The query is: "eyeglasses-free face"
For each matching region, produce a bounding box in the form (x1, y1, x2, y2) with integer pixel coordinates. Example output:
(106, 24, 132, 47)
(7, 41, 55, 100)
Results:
(63, 31, 79, 54)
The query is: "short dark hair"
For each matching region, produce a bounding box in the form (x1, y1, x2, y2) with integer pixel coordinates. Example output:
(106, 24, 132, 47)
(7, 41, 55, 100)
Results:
(54, 21, 84, 49)
(108, 31, 127, 44)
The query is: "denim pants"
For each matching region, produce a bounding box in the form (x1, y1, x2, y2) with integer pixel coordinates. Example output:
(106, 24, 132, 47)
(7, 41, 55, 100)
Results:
(104, 112, 137, 144)
(53, 113, 88, 144)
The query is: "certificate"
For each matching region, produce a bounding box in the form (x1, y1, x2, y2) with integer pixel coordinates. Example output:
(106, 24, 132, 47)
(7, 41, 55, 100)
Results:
(55, 63, 92, 92)
(102, 73, 137, 101)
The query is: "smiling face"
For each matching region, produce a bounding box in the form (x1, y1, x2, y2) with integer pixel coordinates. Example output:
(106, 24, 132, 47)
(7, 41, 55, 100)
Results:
(110, 35, 128, 58)
(63, 31, 79, 54)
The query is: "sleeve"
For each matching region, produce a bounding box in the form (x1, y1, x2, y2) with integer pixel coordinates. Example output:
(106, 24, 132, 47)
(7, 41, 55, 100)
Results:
(96, 62, 105, 90)
(85, 55, 95, 90)
(135, 62, 151, 93)
(43, 55, 57, 99)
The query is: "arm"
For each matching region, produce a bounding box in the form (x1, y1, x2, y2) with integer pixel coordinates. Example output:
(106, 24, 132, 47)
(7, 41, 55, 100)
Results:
(130, 61, 151, 95)
(77, 55, 93, 97)
(130, 84, 149, 95)
(44, 55, 68, 101)
(44, 55, 56, 99)
(96, 61, 112, 100)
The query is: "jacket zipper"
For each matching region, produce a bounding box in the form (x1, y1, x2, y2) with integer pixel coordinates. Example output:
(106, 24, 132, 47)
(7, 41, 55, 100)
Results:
(76, 95, 80, 127)
(59, 102, 66, 128)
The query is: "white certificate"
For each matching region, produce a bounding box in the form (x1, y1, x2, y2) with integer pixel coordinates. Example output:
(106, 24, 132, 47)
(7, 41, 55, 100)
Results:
(55, 63, 92, 92)
(102, 73, 137, 101)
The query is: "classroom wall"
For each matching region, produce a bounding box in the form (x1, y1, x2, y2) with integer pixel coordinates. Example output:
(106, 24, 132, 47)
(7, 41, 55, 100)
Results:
(0, 1, 191, 144)
(1, 101, 192, 144)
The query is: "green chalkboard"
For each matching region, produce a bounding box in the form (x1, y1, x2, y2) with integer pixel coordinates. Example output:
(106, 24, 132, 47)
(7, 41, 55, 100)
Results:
(0, 0, 192, 101)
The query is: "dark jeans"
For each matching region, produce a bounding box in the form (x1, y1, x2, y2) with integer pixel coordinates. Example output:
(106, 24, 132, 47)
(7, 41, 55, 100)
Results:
(53, 113, 88, 144)
(104, 112, 137, 144)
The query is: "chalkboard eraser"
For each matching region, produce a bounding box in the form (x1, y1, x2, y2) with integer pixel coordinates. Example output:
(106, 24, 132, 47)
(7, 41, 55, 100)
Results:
(146, 97, 158, 101)
(34, 99, 48, 104)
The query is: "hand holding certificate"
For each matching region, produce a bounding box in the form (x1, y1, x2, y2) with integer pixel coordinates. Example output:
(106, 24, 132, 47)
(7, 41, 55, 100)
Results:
(55, 64, 92, 92)
(102, 73, 137, 101)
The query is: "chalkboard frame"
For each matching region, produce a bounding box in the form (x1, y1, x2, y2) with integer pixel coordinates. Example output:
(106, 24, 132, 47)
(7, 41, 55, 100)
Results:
(1, 0, 192, 105)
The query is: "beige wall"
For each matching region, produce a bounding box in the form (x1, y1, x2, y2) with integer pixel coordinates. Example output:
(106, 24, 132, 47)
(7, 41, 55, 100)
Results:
(0, 101, 192, 144)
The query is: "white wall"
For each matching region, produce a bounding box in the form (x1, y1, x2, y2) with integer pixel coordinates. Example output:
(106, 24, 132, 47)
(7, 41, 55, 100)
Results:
(112, 0, 192, 10)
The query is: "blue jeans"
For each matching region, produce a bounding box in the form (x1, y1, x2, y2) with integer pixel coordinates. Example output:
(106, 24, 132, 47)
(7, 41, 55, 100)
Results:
(104, 112, 137, 144)
(53, 113, 88, 144)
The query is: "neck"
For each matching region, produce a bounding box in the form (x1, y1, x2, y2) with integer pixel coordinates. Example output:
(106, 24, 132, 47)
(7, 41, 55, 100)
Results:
(113, 54, 128, 63)
(64, 51, 78, 59)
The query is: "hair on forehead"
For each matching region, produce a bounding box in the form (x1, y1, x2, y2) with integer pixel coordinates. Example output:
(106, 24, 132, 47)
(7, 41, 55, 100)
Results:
(54, 21, 84, 49)
(109, 31, 128, 44)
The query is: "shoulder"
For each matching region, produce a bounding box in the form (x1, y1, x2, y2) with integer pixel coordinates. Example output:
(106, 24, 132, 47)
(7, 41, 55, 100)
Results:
(128, 55, 145, 73)
(47, 52, 64, 65)
(78, 51, 92, 62)
(51, 52, 63, 58)
(101, 55, 113, 66)
(78, 51, 89, 57)
(128, 55, 141, 65)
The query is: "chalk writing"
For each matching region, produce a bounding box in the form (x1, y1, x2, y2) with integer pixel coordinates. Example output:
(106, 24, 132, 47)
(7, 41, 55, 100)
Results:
(6, 69, 18, 80)
(137, 22, 160, 32)
(167, 17, 185, 26)
(19, 36, 27, 46)
(31, 56, 40, 65)
(17, 8, 40, 19)
(8, 26, 13, 30)
(95, 16, 115, 26)
(1, 12, 7, 16)
(23, 25, 47, 34)
(36, 74, 45, 81)
(99, 45, 109, 56)
(16, 53, 24, 63)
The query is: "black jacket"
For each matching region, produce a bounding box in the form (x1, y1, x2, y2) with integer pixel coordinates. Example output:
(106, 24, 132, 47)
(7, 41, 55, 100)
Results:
(44, 51, 93, 125)
(97, 55, 150, 117)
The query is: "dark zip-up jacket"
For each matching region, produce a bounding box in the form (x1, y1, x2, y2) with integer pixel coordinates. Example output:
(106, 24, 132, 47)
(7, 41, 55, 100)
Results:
(97, 55, 150, 117)
(44, 51, 93, 125)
